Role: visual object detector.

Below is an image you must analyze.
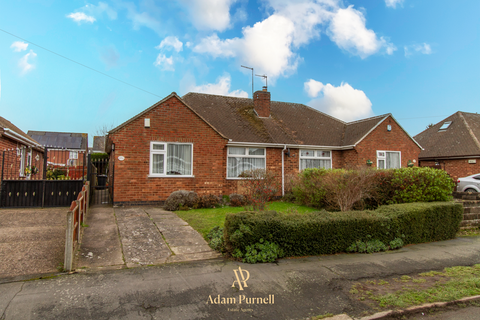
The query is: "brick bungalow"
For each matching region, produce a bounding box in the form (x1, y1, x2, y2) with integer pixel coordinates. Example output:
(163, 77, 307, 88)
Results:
(414, 111, 480, 180)
(0, 116, 44, 180)
(107, 90, 422, 205)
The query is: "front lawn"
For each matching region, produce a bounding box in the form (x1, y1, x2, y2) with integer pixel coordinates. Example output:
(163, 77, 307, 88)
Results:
(175, 201, 317, 239)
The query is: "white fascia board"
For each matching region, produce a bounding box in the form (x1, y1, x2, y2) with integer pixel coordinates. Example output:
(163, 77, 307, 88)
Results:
(226, 141, 355, 150)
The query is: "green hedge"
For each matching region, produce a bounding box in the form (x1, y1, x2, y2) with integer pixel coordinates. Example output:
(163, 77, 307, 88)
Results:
(91, 153, 108, 160)
(224, 202, 463, 258)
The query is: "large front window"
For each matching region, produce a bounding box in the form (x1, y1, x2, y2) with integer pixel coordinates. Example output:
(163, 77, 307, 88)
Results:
(227, 147, 266, 178)
(150, 142, 193, 176)
(300, 149, 332, 170)
(377, 151, 401, 169)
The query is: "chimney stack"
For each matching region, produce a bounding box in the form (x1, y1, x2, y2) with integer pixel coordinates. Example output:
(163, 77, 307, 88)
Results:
(253, 88, 270, 117)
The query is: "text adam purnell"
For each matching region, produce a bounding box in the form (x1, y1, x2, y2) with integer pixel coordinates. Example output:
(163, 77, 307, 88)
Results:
(207, 294, 275, 305)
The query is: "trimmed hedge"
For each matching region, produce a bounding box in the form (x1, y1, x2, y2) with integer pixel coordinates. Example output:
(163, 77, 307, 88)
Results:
(224, 202, 463, 258)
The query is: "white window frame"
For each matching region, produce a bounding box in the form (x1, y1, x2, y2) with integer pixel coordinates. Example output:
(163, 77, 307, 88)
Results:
(376, 150, 401, 169)
(226, 147, 266, 179)
(149, 142, 194, 178)
(299, 149, 332, 171)
(69, 151, 78, 159)
(19, 148, 26, 177)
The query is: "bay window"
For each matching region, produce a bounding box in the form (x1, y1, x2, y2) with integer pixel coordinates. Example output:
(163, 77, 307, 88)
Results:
(150, 142, 193, 176)
(377, 151, 401, 169)
(227, 147, 266, 178)
(300, 149, 332, 170)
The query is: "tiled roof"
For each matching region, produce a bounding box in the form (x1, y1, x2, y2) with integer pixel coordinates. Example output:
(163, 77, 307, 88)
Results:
(0, 116, 40, 145)
(182, 92, 390, 147)
(414, 111, 480, 159)
(27, 131, 88, 150)
(92, 136, 105, 152)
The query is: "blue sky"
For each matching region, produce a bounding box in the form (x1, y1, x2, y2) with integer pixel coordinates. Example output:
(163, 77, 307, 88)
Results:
(1, 0, 479, 147)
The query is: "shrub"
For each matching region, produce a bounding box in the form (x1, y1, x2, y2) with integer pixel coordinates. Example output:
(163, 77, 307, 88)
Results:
(291, 168, 328, 207)
(240, 169, 280, 211)
(389, 237, 404, 250)
(321, 168, 377, 211)
(206, 226, 225, 252)
(229, 193, 246, 207)
(91, 153, 108, 160)
(196, 194, 220, 209)
(234, 239, 284, 264)
(347, 239, 388, 253)
(164, 190, 198, 211)
(224, 202, 463, 259)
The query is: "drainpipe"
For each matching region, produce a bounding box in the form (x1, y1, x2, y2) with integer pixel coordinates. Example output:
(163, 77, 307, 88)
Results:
(282, 145, 286, 197)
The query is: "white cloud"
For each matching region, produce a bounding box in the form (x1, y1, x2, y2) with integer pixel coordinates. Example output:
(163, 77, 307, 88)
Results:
(18, 50, 37, 74)
(189, 74, 248, 97)
(178, 0, 236, 31)
(154, 54, 174, 71)
(10, 41, 28, 52)
(121, 1, 162, 34)
(305, 80, 373, 121)
(385, 0, 404, 9)
(304, 79, 324, 98)
(327, 5, 394, 58)
(404, 43, 432, 57)
(156, 36, 183, 52)
(194, 1, 394, 79)
(67, 12, 96, 23)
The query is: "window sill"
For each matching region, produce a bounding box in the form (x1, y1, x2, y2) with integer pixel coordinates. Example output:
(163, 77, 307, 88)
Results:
(148, 175, 195, 178)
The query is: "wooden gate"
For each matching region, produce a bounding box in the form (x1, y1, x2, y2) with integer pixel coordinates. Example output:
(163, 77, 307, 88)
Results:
(0, 147, 86, 208)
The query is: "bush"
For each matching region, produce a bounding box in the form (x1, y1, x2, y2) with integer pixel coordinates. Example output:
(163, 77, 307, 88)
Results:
(240, 169, 280, 211)
(196, 194, 220, 209)
(347, 239, 388, 253)
(229, 193, 246, 207)
(164, 190, 198, 211)
(91, 153, 108, 160)
(233, 239, 284, 264)
(206, 226, 225, 252)
(291, 168, 328, 207)
(389, 237, 404, 250)
(291, 167, 455, 209)
(224, 202, 463, 260)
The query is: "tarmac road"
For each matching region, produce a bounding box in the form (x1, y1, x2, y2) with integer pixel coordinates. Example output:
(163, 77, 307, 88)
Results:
(0, 235, 480, 320)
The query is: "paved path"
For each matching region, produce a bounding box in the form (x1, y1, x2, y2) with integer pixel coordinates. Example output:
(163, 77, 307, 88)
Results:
(0, 235, 479, 319)
(77, 206, 220, 270)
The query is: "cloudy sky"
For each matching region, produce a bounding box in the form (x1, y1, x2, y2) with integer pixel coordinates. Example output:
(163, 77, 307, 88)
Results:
(1, 0, 479, 146)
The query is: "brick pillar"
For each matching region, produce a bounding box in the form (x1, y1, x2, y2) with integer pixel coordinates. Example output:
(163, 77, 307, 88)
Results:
(254, 89, 271, 117)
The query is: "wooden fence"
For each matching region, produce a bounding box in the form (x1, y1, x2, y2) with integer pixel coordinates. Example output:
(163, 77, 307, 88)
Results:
(64, 181, 90, 272)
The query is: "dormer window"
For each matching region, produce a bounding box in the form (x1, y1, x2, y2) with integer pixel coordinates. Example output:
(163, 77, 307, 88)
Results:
(438, 121, 452, 131)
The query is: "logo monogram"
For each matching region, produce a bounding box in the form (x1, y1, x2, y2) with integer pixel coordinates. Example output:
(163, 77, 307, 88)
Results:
(232, 267, 250, 291)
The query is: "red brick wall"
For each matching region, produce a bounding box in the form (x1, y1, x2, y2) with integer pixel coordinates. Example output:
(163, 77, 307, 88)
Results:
(0, 135, 44, 180)
(109, 96, 228, 205)
(420, 159, 480, 181)
(346, 116, 421, 168)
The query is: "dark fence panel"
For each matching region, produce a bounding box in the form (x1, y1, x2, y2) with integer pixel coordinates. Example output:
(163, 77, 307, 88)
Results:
(0, 181, 44, 207)
(88, 158, 113, 205)
(44, 180, 84, 207)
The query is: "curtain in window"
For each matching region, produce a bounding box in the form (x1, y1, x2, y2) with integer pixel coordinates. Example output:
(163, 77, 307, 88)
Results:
(152, 154, 164, 174)
(227, 157, 265, 177)
(300, 159, 331, 170)
(228, 147, 245, 155)
(167, 144, 192, 175)
(386, 152, 400, 169)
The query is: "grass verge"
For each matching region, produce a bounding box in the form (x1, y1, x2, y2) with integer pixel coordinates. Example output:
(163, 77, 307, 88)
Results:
(175, 201, 318, 238)
(349, 264, 480, 311)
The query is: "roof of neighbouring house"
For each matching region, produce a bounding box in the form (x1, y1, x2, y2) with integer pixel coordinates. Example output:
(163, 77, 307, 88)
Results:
(414, 111, 480, 159)
(92, 136, 105, 153)
(0, 116, 41, 146)
(27, 131, 88, 150)
(109, 91, 420, 149)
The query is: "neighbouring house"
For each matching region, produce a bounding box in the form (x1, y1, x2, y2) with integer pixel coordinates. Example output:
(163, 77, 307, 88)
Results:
(91, 136, 106, 154)
(106, 90, 422, 206)
(27, 131, 88, 180)
(0, 116, 44, 181)
(414, 111, 480, 180)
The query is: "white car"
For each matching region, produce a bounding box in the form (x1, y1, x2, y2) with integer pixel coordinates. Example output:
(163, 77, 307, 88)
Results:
(456, 173, 480, 192)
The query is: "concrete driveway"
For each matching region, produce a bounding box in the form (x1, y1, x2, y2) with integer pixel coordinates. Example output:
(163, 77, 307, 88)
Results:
(0, 207, 67, 281)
